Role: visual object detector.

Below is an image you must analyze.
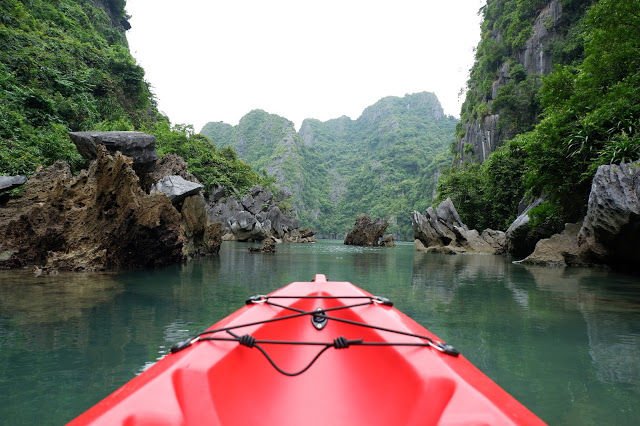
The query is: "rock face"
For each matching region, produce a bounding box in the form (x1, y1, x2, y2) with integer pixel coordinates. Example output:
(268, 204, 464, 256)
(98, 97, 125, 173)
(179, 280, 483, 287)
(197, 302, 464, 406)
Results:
(152, 175, 203, 203)
(518, 222, 585, 267)
(0, 141, 221, 271)
(456, 0, 565, 164)
(505, 197, 545, 258)
(180, 195, 222, 257)
(0, 147, 183, 271)
(144, 154, 199, 190)
(0, 175, 27, 193)
(69, 131, 157, 173)
(208, 186, 312, 242)
(412, 198, 505, 254)
(578, 162, 640, 266)
(520, 0, 562, 75)
(344, 215, 388, 246)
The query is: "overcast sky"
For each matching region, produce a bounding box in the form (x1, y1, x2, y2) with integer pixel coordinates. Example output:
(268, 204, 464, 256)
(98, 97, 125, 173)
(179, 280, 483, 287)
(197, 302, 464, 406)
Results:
(126, 0, 485, 131)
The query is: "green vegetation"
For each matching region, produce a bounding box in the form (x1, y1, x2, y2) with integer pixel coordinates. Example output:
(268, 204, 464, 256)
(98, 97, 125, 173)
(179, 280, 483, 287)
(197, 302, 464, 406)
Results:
(0, 0, 153, 175)
(202, 93, 457, 238)
(0, 0, 266, 195)
(439, 0, 639, 230)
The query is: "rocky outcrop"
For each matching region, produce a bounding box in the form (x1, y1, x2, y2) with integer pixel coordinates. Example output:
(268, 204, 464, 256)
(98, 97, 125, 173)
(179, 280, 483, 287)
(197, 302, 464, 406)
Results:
(578, 162, 640, 266)
(0, 138, 222, 271)
(284, 228, 316, 243)
(145, 154, 199, 189)
(505, 197, 545, 258)
(344, 215, 389, 246)
(69, 131, 158, 172)
(180, 194, 222, 257)
(412, 198, 505, 254)
(380, 234, 395, 247)
(208, 185, 312, 242)
(152, 175, 203, 204)
(517, 222, 585, 267)
(0, 147, 183, 271)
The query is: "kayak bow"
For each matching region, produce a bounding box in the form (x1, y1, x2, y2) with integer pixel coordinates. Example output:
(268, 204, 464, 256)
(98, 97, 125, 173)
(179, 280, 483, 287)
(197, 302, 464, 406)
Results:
(70, 274, 545, 425)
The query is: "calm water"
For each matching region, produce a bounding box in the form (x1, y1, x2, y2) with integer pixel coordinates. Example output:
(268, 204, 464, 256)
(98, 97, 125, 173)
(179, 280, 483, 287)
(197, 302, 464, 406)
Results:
(1, 240, 639, 425)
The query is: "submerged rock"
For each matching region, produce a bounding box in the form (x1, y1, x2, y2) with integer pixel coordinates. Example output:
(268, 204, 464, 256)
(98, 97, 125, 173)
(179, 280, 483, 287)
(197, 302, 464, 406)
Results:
(344, 215, 388, 246)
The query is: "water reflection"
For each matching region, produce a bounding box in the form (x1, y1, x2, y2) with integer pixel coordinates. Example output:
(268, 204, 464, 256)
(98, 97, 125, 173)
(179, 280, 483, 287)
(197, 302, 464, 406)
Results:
(410, 253, 640, 425)
(0, 271, 122, 325)
(0, 242, 638, 425)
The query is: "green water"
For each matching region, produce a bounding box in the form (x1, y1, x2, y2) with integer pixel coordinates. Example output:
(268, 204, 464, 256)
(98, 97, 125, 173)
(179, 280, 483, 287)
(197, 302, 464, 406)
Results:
(1, 240, 639, 425)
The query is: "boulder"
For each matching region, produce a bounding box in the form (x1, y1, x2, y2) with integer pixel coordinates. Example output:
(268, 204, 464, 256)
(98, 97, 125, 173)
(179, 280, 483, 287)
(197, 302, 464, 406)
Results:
(207, 185, 309, 242)
(229, 210, 268, 241)
(144, 154, 199, 190)
(344, 215, 388, 246)
(412, 198, 505, 254)
(0, 146, 183, 271)
(152, 175, 203, 204)
(180, 194, 222, 256)
(0, 175, 27, 193)
(578, 162, 640, 266)
(518, 222, 585, 267)
(481, 229, 507, 254)
(505, 197, 544, 258)
(248, 237, 277, 253)
(411, 207, 456, 247)
(380, 234, 396, 247)
(68, 131, 157, 171)
(285, 228, 316, 243)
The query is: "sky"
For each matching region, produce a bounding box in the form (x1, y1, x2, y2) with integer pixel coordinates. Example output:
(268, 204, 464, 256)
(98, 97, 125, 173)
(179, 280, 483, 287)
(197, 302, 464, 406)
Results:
(126, 0, 485, 131)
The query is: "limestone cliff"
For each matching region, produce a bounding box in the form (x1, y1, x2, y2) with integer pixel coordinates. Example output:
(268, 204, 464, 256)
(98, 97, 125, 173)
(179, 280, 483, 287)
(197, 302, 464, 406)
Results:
(456, 0, 591, 164)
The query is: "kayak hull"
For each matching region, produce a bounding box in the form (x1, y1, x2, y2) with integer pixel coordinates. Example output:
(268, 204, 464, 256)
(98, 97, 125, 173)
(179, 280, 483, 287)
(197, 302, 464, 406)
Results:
(70, 275, 545, 425)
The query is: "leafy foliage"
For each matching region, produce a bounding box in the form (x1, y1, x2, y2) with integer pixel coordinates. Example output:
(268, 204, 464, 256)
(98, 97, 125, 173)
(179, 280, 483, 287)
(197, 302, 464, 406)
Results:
(522, 0, 640, 221)
(0, 0, 156, 175)
(151, 121, 270, 194)
(0, 0, 266, 198)
(440, 0, 640, 229)
(437, 140, 526, 230)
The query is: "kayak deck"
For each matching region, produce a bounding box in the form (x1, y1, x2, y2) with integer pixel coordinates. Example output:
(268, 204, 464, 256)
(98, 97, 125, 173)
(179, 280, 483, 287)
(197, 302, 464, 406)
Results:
(70, 275, 544, 425)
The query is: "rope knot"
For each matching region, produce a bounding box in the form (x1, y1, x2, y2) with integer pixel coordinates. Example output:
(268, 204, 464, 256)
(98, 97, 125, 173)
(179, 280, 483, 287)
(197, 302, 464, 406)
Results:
(238, 334, 256, 348)
(333, 336, 350, 349)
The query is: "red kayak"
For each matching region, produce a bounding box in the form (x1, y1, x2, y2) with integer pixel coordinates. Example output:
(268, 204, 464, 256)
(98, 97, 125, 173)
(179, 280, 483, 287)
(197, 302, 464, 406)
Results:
(70, 274, 545, 425)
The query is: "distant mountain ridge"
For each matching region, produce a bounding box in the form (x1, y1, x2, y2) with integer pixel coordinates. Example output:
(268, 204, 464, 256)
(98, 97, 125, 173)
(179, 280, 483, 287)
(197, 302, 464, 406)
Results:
(201, 92, 457, 238)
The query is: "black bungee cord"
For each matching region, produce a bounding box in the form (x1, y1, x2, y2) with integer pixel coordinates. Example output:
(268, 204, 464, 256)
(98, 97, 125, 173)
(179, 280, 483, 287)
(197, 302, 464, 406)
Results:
(170, 294, 459, 377)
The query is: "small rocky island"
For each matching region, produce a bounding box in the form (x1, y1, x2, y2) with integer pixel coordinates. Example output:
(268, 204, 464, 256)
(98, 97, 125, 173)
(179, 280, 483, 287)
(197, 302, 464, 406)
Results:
(344, 215, 395, 247)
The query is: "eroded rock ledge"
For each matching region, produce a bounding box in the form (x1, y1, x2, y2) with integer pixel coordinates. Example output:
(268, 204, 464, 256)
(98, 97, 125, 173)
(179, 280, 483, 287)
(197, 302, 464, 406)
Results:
(344, 215, 393, 247)
(208, 185, 315, 243)
(412, 198, 505, 254)
(0, 134, 221, 272)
